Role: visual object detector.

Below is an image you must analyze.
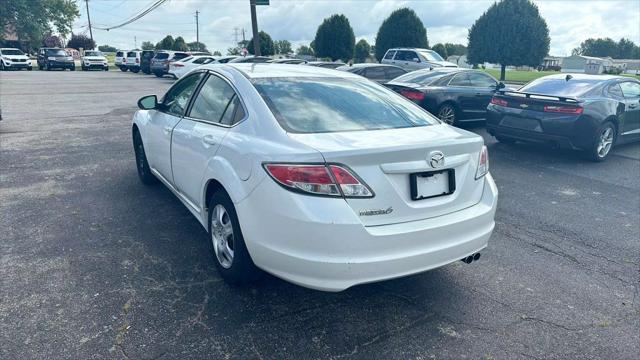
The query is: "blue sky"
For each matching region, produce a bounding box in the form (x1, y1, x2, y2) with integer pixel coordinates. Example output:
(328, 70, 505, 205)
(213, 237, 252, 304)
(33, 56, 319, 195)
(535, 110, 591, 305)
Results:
(73, 0, 640, 56)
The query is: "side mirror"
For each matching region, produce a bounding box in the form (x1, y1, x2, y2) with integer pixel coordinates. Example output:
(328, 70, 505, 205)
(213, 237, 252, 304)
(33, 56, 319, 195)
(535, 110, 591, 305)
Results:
(412, 58, 420, 63)
(138, 95, 158, 110)
(496, 82, 506, 90)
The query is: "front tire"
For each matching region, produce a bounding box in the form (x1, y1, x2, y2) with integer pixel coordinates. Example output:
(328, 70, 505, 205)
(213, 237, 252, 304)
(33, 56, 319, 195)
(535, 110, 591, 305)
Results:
(133, 130, 158, 185)
(208, 190, 261, 285)
(154, 72, 163, 78)
(437, 103, 458, 125)
(585, 121, 616, 162)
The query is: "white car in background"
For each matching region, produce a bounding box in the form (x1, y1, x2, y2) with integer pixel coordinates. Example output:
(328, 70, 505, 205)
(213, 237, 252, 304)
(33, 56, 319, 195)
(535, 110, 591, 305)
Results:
(81, 50, 109, 71)
(0, 48, 32, 71)
(115, 50, 127, 71)
(131, 64, 497, 292)
(126, 51, 142, 73)
(169, 55, 217, 79)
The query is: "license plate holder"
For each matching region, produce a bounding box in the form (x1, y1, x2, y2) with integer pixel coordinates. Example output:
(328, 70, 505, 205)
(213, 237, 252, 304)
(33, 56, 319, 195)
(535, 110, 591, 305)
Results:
(410, 169, 456, 201)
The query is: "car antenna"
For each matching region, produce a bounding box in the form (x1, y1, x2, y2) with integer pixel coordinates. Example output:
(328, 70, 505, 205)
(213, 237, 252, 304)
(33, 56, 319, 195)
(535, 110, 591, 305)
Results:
(565, 74, 573, 81)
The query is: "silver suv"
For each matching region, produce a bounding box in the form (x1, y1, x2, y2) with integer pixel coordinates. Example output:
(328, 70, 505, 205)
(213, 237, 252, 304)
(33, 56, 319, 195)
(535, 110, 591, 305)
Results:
(381, 48, 458, 71)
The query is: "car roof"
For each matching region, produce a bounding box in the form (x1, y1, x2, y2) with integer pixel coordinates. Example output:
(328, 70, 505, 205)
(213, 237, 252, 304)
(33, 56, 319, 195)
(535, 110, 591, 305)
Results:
(1, 48, 21, 50)
(338, 63, 403, 69)
(202, 63, 363, 80)
(387, 48, 431, 52)
(536, 73, 632, 81)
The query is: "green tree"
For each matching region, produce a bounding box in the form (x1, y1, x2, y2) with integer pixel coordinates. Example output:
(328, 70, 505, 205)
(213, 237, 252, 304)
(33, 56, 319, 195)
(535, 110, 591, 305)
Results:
(468, 0, 550, 80)
(616, 38, 637, 59)
(66, 33, 95, 50)
(227, 47, 241, 55)
(98, 44, 117, 52)
(314, 14, 355, 62)
(274, 40, 292, 54)
(354, 39, 371, 63)
(141, 41, 155, 50)
(42, 35, 63, 48)
(187, 41, 208, 52)
(296, 45, 315, 57)
(0, 0, 80, 49)
(375, 8, 428, 61)
(444, 43, 467, 56)
(248, 31, 275, 56)
(432, 43, 447, 59)
(172, 36, 188, 51)
(573, 37, 639, 58)
(155, 35, 174, 50)
(213, 50, 222, 56)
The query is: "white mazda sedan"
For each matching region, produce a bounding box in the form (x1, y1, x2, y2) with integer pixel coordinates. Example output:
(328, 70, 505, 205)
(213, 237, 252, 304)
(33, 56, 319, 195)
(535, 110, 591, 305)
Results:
(132, 64, 497, 291)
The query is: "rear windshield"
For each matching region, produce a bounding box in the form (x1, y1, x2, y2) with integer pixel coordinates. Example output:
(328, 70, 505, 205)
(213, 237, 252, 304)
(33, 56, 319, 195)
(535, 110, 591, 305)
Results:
(519, 78, 601, 97)
(2, 49, 24, 55)
(116, 51, 124, 57)
(46, 49, 67, 56)
(127, 51, 137, 57)
(173, 53, 189, 60)
(154, 53, 169, 60)
(391, 70, 448, 85)
(252, 77, 438, 133)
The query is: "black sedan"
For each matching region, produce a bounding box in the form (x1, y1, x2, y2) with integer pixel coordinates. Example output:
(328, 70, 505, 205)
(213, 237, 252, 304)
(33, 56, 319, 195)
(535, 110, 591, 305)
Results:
(386, 68, 504, 125)
(336, 64, 407, 84)
(487, 74, 640, 161)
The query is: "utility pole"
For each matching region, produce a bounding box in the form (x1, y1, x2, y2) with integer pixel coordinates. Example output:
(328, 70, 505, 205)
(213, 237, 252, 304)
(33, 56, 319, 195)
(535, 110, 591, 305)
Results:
(134, 36, 137, 49)
(85, 0, 94, 45)
(249, 0, 260, 56)
(195, 11, 200, 47)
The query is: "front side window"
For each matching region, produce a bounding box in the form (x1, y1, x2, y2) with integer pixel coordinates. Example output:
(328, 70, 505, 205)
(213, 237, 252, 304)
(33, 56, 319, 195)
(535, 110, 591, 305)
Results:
(162, 72, 205, 116)
(252, 77, 438, 133)
(449, 72, 471, 86)
(619, 82, 640, 98)
(469, 72, 497, 87)
(395, 51, 416, 62)
(189, 75, 238, 124)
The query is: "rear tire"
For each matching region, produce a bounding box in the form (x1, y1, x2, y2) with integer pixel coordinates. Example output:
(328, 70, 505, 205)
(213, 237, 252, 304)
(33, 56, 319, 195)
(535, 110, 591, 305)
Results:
(208, 190, 261, 285)
(437, 103, 458, 125)
(120, 66, 128, 72)
(585, 121, 616, 162)
(133, 130, 158, 185)
(154, 72, 163, 78)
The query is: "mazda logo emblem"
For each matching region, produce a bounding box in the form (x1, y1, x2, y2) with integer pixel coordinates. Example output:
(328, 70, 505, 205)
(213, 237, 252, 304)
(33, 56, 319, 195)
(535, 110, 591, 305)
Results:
(429, 151, 445, 168)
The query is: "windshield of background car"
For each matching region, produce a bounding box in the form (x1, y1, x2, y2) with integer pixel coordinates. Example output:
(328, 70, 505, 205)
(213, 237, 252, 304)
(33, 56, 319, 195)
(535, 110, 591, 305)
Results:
(391, 70, 448, 85)
(2, 49, 24, 55)
(519, 78, 601, 97)
(85, 51, 101, 56)
(46, 49, 67, 56)
(252, 77, 438, 133)
(418, 50, 444, 62)
(154, 53, 169, 60)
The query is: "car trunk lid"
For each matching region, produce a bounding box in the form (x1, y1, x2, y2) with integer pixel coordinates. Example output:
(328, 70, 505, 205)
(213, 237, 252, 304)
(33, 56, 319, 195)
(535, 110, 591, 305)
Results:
(288, 124, 485, 226)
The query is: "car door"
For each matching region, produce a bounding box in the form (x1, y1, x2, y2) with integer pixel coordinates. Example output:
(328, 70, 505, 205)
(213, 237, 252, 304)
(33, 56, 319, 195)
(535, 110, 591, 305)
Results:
(146, 72, 205, 184)
(382, 50, 396, 65)
(468, 72, 499, 117)
(171, 72, 246, 210)
(446, 72, 475, 119)
(619, 81, 640, 137)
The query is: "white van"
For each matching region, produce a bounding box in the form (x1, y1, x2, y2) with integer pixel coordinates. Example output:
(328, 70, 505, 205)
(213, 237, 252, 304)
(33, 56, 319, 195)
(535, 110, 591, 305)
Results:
(126, 51, 141, 73)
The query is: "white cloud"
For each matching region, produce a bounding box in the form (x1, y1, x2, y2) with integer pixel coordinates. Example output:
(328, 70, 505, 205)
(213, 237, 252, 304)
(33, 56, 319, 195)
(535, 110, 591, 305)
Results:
(74, 0, 640, 56)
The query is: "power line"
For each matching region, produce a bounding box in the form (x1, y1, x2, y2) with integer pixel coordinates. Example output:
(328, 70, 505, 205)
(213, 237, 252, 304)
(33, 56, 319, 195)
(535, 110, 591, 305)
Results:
(92, 0, 168, 31)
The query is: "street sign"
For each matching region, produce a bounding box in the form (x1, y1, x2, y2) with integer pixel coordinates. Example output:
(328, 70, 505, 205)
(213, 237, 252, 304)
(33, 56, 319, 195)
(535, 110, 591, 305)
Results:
(255, 0, 269, 5)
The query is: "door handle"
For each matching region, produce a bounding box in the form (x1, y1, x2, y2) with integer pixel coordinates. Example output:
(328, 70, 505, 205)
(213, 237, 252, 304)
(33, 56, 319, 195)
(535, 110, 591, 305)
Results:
(163, 125, 173, 134)
(202, 135, 216, 146)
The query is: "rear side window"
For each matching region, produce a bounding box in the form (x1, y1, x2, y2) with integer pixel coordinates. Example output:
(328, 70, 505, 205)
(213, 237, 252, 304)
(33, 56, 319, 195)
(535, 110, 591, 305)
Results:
(383, 50, 396, 60)
(252, 77, 437, 133)
(395, 51, 417, 61)
(519, 78, 600, 97)
(607, 83, 624, 98)
(189, 75, 239, 124)
(449, 72, 470, 86)
(162, 72, 205, 116)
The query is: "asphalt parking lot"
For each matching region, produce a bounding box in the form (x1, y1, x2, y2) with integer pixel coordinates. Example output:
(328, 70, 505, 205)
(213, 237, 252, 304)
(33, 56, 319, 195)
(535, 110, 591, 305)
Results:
(1, 70, 638, 360)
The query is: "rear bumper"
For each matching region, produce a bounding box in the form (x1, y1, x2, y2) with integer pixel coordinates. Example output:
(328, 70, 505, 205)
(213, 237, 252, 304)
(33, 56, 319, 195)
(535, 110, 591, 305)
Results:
(236, 173, 498, 292)
(487, 124, 579, 149)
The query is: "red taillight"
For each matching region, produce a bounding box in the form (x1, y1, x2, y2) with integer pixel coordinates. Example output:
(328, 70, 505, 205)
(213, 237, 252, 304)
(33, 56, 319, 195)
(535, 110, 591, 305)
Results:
(264, 164, 373, 198)
(136, 58, 139, 63)
(400, 89, 425, 101)
(543, 105, 583, 114)
(173, 63, 184, 67)
(475, 146, 489, 180)
(490, 97, 508, 107)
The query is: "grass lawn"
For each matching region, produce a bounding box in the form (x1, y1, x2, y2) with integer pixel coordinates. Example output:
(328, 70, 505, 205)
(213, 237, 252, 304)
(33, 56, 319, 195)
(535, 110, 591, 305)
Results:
(483, 68, 640, 84)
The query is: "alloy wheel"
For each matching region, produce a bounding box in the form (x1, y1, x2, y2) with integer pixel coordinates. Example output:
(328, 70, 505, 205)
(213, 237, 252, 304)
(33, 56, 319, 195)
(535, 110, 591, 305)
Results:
(596, 126, 614, 158)
(438, 105, 456, 125)
(211, 204, 235, 269)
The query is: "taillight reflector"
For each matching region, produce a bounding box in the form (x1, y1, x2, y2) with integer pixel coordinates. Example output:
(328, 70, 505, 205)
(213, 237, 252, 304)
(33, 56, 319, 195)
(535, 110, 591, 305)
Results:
(490, 97, 508, 107)
(400, 89, 425, 101)
(543, 105, 583, 114)
(475, 146, 489, 180)
(264, 164, 373, 198)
